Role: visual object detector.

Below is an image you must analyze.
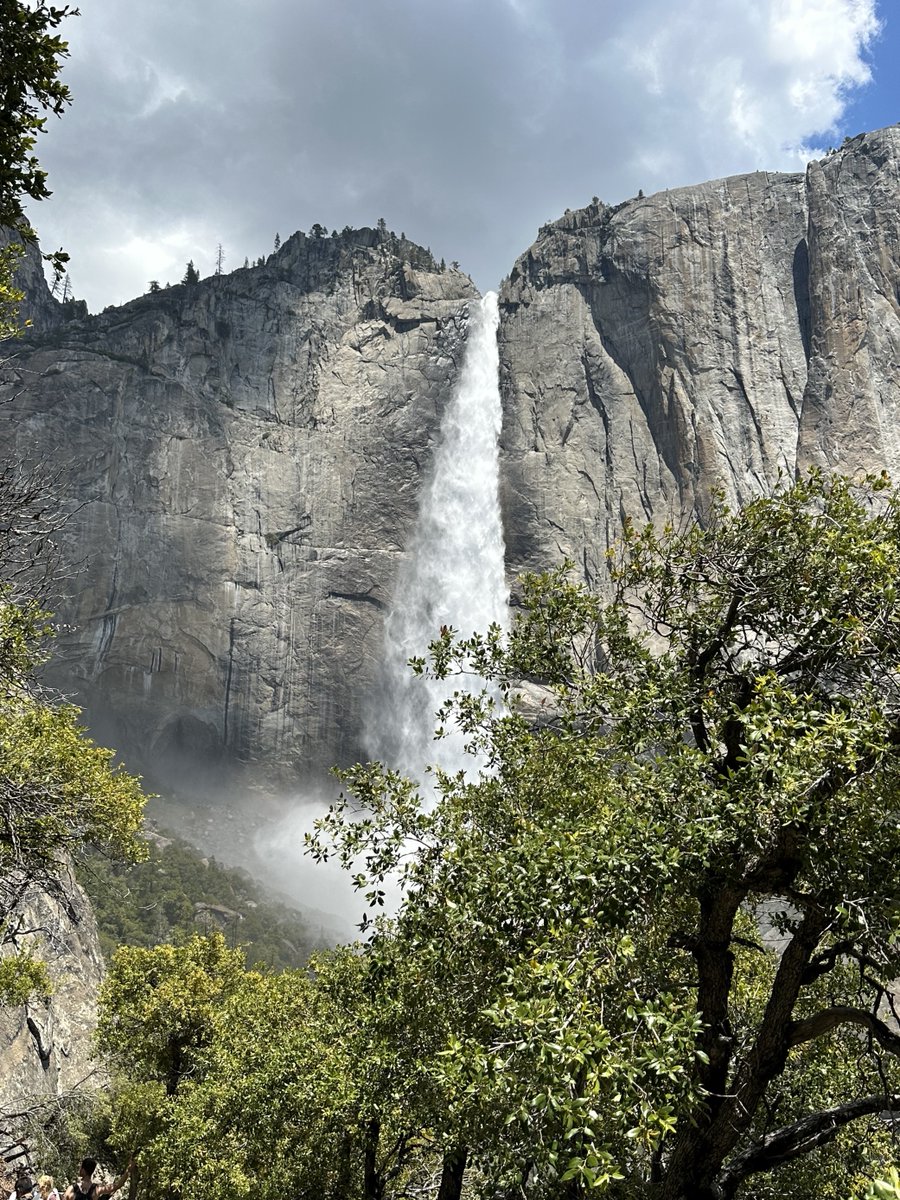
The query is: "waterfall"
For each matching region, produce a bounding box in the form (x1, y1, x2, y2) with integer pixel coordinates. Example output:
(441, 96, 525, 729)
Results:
(367, 291, 508, 783)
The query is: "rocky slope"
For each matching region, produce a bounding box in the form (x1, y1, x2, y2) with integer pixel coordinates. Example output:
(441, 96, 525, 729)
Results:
(0, 875, 105, 1117)
(0, 230, 477, 785)
(498, 125, 900, 587)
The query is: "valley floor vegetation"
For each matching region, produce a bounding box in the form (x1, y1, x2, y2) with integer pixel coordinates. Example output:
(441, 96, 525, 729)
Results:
(74, 472, 900, 1200)
(77, 830, 333, 971)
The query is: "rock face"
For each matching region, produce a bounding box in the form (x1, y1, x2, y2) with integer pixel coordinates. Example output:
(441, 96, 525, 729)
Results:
(4, 128, 900, 785)
(498, 125, 900, 587)
(0, 230, 477, 785)
(3, 130, 900, 1123)
(0, 875, 105, 1113)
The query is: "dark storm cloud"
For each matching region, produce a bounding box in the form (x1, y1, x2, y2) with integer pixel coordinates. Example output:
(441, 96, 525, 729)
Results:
(31, 0, 880, 309)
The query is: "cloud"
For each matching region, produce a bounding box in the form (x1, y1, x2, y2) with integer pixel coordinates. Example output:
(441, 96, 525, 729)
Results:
(30, 0, 881, 309)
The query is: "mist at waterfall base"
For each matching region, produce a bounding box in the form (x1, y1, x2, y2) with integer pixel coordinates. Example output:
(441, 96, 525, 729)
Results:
(255, 294, 509, 931)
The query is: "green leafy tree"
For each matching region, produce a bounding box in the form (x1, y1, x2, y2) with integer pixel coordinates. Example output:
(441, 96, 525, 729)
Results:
(0, 1, 76, 336)
(153, 950, 363, 1199)
(315, 471, 900, 1199)
(181, 260, 199, 286)
(95, 936, 454, 1200)
(91, 935, 250, 1193)
(97, 934, 247, 1098)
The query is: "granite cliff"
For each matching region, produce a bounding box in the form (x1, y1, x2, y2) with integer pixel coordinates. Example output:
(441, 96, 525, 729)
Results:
(2, 127, 900, 788)
(0, 229, 477, 786)
(0, 875, 105, 1123)
(2, 126, 900, 1125)
(499, 124, 900, 588)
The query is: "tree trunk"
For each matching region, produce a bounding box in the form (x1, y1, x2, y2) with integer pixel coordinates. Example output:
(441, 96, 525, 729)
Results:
(364, 1118, 384, 1200)
(333, 1129, 355, 1200)
(437, 1145, 468, 1200)
(658, 906, 828, 1199)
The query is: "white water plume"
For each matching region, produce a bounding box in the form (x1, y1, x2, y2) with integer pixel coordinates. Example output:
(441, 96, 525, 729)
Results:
(367, 291, 508, 783)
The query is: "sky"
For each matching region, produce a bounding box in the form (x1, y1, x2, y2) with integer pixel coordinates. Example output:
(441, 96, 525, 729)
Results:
(27, 0, 900, 312)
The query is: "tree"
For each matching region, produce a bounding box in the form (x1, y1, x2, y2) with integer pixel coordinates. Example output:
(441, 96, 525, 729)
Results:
(97, 934, 247, 1099)
(214, 243, 224, 275)
(95, 936, 456, 1200)
(316, 472, 900, 1199)
(181, 260, 199, 286)
(148, 280, 160, 293)
(0, 2, 76, 336)
(273, 232, 280, 251)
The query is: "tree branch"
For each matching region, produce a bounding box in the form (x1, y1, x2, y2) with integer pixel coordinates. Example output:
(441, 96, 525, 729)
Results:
(800, 939, 886, 985)
(720, 1093, 900, 1194)
(788, 1005, 900, 1055)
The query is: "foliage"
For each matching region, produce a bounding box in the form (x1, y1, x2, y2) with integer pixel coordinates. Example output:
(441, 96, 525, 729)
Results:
(78, 830, 332, 970)
(0, 686, 146, 1008)
(863, 1167, 900, 1200)
(0, 1, 76, 335)
(0, 1, 75, 231)
(96, 937, 355, 1199)
(97, 933, 248, 1095)
(0, 240, 27, 340)
(0, 949, 49, 1005)
(312, 471, 900, 1199)
(94, 935, 456, 1200)
(149, 952, 358, 1198)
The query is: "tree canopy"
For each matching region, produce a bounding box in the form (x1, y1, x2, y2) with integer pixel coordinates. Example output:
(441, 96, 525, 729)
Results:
(315, 470, 900, 1199)
(95, 471, 900, 1200)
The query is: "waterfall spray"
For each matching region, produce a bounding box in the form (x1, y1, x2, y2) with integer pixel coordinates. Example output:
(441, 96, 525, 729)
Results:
(367, 291, 508, 782)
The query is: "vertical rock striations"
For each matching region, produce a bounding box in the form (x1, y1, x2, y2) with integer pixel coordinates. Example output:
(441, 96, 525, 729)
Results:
(0, 230, 478, 784)
(3, 128, 900, 783)
(498, 125, 900, 589)
(799, 132, 900, 474)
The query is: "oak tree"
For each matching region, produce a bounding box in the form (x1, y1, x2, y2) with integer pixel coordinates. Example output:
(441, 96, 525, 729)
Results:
(320, 471, 900, 1199)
